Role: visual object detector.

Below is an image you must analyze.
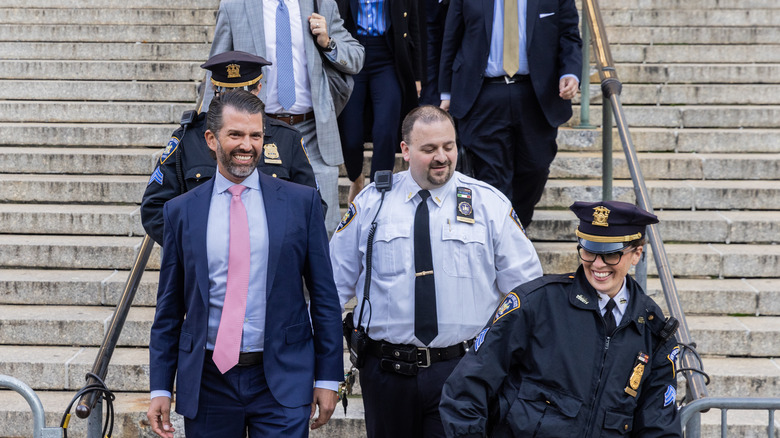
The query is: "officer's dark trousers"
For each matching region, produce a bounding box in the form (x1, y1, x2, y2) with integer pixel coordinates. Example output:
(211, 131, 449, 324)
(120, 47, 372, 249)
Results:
(360, 353, 461, 438)
(184, 355, 310, 438)
(456, 78, 558, 228)
(338, 36, 402, 182)
(419, 0, 448, 106)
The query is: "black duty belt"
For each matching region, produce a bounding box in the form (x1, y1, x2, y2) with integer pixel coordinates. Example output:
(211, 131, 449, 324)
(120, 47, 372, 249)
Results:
(267, 111, 315, 126)
(367, 338, 473, 376)
(485, 74, 530, 84)
(206, 350, 263, 367)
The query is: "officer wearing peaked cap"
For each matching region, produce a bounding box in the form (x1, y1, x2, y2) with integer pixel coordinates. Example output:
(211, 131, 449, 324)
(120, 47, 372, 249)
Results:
(440, 200, 682, 438)
(141, 51, 320, 246)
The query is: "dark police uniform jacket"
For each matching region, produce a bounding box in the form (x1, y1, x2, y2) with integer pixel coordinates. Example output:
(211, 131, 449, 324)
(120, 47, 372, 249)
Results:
(140, 111, 318, 245)
(439, 267, 682, 438)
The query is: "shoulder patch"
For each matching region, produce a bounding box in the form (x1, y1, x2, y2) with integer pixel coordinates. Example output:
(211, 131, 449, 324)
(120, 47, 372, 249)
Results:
(509, 208, 527, 235)
(474, 327, 489, 352)
(300, 137, 311, 164)
(667, 345, 680, 377)
(160, 136, 179, 164)
(664, 385, 676, 407)
(336, 202, 357, 233)
(493, 292, 521, 323)
(147, 167, 163, 186)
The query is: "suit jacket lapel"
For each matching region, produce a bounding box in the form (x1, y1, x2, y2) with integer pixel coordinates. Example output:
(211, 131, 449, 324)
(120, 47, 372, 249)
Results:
(260, 173, 287, 297)
(483, 0, 494, 46)
(245, 0, 267, 58)
(525, 0, 538, 49)
(188, 179, 214, 308)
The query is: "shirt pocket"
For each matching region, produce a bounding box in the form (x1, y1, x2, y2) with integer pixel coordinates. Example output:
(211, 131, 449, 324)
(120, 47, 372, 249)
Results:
(441, 221, 487, 278)
(373, 221, 412, 278)
(601, 410, 634, 436)
(507, 380, 583, 437)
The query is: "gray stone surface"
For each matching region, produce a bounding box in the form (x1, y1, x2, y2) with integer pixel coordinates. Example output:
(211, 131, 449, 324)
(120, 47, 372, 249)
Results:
(618, 84, 780, 106)
(0, 123, 178, 147)
(703, 358, 780, 398)
(0, 60, 202, 81)
(606, 26, 780, 45)
(0, 101, 191, 123)
(0, 174, 147, 203)
(595, 0, 780, 8)
(0, 24, 214, 43)
(0, 80, 197, 102)
(647, 278, 760, 316)
(0, 8, 217, 25)
(568, 105, 780, 129)
(617, 64, 780, 84)
(0, 41, 211, 61)
(0, 235, 160, 270)
(602, 9, 780, 26)
(0, 147, 157, 175)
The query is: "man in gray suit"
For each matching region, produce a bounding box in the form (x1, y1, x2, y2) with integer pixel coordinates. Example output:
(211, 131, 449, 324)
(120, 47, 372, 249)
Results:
(205, 0, 365, 233)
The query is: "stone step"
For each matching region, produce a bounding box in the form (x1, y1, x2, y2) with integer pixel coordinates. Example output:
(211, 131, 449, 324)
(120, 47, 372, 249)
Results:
(0, 80, 197, 102)
(0, 304, 153, 347)
(0, 174, 147, 204)
(0, 269, 158, 307)
(0, 123, 177, 147)
(567, 105, 780, 129)
(698, 408, 780, 438)
(0, 101, 190, 124)
(534, 242, 780, 279)
(528, 210, 780, 245)
(647, 278, 780, 317)
(702, 357, 780, 399)
(689, 317, 780, 357)
(0, 147, 156, 175)
(0, 8, 217, 25)
(0, 235, 160, 270)
(538, 179, 780, 210)
(0, 203, 145, 236)
(550, 152, 780, 181)
(0, 24, 213, 43)
(595, 0, 780, 9)
(601, 8, 780, 26)
(0, 42, 210, 61)
(0, 0, 219, 7)
(557, 127, 780, 154)
(0, 60, 201, 81)
(616, 63, 780, 84)
(596, 84, 780, 105)
(610, 44, 780, 64)
(605, 26, 780, 45)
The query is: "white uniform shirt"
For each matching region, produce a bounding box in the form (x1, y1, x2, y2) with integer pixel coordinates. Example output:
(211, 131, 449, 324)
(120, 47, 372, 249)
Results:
(329, 171, 543, 348)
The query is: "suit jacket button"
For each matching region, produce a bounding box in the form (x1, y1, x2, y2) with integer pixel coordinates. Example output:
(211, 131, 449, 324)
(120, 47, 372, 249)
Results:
(340, 59, 347, 65)
(403, 33, 407, 38)
(403, 11, 407, 17)
(272, 173, 277, 178)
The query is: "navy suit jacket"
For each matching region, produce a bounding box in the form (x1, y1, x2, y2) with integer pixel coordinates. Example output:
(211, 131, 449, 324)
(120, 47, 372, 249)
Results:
(439, 0, 582, 126)
(149, 171, 343, 418)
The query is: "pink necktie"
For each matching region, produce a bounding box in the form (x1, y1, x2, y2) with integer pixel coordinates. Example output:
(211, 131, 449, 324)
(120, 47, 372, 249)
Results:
(212, 184, 251, 374)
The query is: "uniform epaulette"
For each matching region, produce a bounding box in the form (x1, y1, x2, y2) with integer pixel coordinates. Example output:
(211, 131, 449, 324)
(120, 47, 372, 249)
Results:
(511, 273, 575, 299)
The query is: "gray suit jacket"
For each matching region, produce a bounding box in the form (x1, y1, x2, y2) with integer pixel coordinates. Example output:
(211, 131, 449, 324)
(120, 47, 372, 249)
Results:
(205, 0, 365, 166)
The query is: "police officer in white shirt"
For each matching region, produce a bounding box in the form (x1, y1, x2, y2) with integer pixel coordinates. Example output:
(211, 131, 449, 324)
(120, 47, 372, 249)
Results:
(329, 105, 543, 438)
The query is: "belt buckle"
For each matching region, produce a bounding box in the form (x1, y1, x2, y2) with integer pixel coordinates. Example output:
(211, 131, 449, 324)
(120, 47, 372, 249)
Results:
(417, 347, 431, 368)
(504, 75, 515, 84)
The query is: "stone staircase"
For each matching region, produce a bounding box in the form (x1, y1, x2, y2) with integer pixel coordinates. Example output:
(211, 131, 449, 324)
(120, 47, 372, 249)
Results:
(0, 0, 777, 436)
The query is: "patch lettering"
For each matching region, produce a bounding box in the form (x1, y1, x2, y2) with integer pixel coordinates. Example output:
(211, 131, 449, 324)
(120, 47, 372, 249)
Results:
(160, 136, 179, 164)
(493, 292, 521, 323)
(510, 208, 527, 236)
(668, 345, 680, 377)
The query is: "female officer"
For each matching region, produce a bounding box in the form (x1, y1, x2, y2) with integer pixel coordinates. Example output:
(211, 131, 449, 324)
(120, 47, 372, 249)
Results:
(439, 200, 682, 438)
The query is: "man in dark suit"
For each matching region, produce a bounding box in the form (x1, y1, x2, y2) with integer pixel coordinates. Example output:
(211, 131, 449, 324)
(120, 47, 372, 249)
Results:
(147, 90, 343, 438)
(439, 0, 582, 227)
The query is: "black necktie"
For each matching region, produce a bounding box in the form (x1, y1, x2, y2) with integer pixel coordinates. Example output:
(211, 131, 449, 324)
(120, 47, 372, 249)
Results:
(414, 190, 437, 345)
(604, 298, 617, 336)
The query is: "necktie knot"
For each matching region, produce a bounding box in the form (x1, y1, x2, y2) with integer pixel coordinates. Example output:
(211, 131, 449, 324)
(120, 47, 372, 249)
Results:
(228, 184, 247, 197)
(418, 189, 431, 201)
(605, 298, 616, 313)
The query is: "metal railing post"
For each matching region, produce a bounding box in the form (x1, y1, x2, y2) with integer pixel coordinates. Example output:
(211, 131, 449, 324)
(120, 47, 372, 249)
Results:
(86, 397, 103, 438)
(602, 98, 613, 201)
(0, 375, 63, 438)
(576, 10, 595, 129)
(685, 411, 702, 438)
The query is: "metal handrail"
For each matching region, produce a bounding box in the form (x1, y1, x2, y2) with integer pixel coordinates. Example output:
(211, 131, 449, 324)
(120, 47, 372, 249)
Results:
(680, 397, 780, 437)
(581, 0, 708, 402)
(0, 375, 63, 438)
(75, 235, 155, 418)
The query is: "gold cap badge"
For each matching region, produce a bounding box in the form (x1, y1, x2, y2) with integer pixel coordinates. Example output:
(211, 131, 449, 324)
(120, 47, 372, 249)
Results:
(226, 63, 240, 79)
(592, 206, 610, 227)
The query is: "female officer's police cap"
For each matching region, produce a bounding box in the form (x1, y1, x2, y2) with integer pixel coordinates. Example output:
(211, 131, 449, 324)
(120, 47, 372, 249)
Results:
(570, 200, 659, 254)
(202, 50, 272, 89)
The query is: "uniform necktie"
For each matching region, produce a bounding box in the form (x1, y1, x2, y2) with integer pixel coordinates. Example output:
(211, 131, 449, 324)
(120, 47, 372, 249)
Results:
(414, 190, 437, 345)
(276, 0, 296, 110)
(502, 0, 520, 76)
(604, 298, 617, 336)
(212, 184, 251, 374)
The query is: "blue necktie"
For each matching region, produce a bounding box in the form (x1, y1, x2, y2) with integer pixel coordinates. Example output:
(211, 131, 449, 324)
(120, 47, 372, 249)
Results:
(276, 0, 296, 110)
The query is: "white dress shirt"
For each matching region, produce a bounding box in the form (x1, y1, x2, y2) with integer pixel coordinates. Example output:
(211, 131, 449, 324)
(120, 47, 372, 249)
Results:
(330, 171, 543, 348)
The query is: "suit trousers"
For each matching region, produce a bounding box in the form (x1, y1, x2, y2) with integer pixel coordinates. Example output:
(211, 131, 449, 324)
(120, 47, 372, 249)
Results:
(338, 36, 402, 183)
(419, 0, 448, 106)
(184, 355, 310, 438)
(295, 117, 341, 233)
(359, 352, 460, 438)
(456, 79, 558, 227)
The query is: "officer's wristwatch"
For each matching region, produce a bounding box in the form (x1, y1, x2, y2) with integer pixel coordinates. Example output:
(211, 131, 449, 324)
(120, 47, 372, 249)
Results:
(322, 38, 336, 52)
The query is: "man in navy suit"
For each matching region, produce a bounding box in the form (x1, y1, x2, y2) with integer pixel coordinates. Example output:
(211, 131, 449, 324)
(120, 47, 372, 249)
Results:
(439, 0, 582, 227)
(147, 90, 343, 438)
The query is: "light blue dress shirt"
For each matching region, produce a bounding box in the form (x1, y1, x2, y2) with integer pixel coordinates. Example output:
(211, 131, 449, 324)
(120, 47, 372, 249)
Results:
(357, 0, 387, 36)
(486, 0, 529, 77)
